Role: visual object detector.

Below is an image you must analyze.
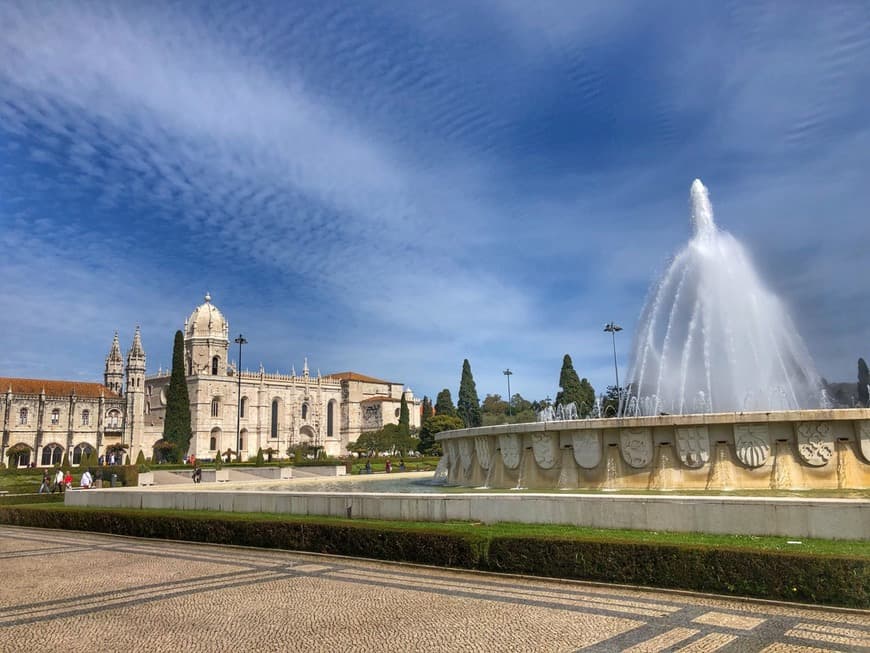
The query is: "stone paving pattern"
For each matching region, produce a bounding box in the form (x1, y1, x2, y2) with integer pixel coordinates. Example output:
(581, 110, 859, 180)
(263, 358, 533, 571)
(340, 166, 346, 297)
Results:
(0, 526, 867, 652)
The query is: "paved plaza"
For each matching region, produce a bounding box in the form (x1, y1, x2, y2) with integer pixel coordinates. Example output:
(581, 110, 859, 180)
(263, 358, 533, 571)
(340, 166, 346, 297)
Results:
(0, 526, 867, 652)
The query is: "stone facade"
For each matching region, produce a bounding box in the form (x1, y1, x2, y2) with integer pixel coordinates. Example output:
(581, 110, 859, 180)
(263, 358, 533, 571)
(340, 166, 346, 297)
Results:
(2, 294, 420, 466)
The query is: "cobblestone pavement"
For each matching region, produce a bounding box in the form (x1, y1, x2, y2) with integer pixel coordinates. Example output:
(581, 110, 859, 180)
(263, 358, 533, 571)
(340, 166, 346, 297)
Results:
(1, 526, 867, 652)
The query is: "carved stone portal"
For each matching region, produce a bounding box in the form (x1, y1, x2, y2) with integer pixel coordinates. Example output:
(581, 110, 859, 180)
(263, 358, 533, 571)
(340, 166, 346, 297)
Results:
(572, 431, 602, 469)
(675, 426, 710, 468)
(531, 432, 558, 469)
(858, 421, 870, 464)
(474, 436, 493, 470)
(498, 433, 522, 470)
(795, 422, 834, 466)
(734, 424, 770, 468)
(619, 428, 652, 468)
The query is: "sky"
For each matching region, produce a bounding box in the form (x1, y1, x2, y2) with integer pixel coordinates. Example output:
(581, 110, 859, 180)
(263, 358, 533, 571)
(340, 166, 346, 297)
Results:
(1, 1, 869, 405)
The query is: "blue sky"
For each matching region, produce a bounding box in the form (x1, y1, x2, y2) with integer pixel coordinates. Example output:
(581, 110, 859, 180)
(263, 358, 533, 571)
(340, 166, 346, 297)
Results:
(1, 1, 869, 404)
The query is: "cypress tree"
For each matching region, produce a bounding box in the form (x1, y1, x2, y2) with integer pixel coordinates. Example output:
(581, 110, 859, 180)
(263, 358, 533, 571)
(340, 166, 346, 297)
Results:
(163, 330, 192, 463)
(255, 447, 264, 466)
(135, 450, 146, 466)
(435, 389, 456, 417)
(420, 396, 434, 425)
(578, 378, 596, 417)
(555, 354, 585, 413)
(859, 358, 870, 407)
(398, 393, 410, 436)
(457, 359, 481, 428)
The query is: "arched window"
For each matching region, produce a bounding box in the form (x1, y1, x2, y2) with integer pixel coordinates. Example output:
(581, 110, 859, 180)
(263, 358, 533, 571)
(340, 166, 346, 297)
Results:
(240, 428, 248, 452)
(212, 356, 220, 375)
(19, 408, 28, 425)
(211, 398, 220, 418)
(72, 443, 93, 465)
(41, 444, 63, 466)
(81, 409, 90, 426)
(327, 401, 335, 438)
(209, 427, 221, 451)
(106, 410, 121, 428)
(50, 409, 60, 425)
(301, 403, 309, 420)
(240, 396, 247, 418)
(209, 436, 216, 450)
(271, 399, 279, 439)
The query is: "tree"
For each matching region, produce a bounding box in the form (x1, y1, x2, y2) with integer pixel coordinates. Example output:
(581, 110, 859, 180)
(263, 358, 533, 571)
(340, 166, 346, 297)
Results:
(420, 396, 434, 425)
(399, 393, 410, 437)
(859, 358, 869, 407)
(457, 359, 482, 428)
(435, 389, 456, 417)
(135, 450, 146, 466)
(511, 394, 533, 414)
(481, 394, 509, 416)
(417, 414, 464, 454)
(600, 385, 622, 417)
(163, 330, 192, 462)
(255, 448, 264, 466)
(555, 354, 582, 410)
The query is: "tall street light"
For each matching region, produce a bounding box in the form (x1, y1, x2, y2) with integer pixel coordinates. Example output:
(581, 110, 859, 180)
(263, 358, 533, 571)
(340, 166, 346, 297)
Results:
(603, 322, 622, 416)
(234, 334, 247, 462)
(503, 369, 513, 416)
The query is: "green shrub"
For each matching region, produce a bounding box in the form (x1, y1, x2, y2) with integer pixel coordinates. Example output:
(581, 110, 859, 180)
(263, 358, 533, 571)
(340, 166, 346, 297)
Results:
(135, 451, 146, 466)
(255, 448, 264, 467)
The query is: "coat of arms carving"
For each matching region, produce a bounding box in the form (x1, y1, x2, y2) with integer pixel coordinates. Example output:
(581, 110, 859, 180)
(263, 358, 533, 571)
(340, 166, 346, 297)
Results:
(676, 426, 710, 468)
(498, 433, 522, 469)
(733, 424, 770, 468)
(858, 421, 870, 464)
(619, 428, 652, 468)
(474, 436, 493, 470)
(531, 432, 558, 469)
(795, 422, 834, 466)
(572, 431, 602, 469)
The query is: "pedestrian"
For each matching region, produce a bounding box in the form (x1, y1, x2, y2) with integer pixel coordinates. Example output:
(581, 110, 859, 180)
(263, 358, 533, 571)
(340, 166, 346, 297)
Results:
(399, 460, 406, 472)
(54, 468, 64, 493)
(365, 459, 372, 474)
(191, 466, 202, 484)
(80, 469, 93, 489)
(63, 470, 73, 490)
(38, 471, 51, 494)
(385, 459, 392, 473)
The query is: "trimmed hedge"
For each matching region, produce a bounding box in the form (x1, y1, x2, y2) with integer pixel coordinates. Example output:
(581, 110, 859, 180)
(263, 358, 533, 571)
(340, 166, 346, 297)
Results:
(0, 493, 64, 506)
(483, 536, 869, 608)
(0, 506, 866, 608)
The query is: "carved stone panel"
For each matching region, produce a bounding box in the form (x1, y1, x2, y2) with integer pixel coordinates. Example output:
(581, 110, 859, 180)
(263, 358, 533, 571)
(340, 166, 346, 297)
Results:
(498, 433, 522, 470)
(858, 421, 870, 463)
(795, 422, 834, 466)
(531, 432, 558, 469)
(734, 424, 770, 468)
(474, 436, 493, 471)
(572, 431, 602, 469)
(458, 438, 474, 473)
(619, 428, 653, 468)
(446, 441, 459, 471)
(676, 426, 710, 468)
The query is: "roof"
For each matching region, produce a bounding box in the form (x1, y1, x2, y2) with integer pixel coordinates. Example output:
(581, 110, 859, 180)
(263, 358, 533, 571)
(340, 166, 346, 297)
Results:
(329, 371, 396, 385)
(0, 377, 121, 398)
(359, 395, 397, 403)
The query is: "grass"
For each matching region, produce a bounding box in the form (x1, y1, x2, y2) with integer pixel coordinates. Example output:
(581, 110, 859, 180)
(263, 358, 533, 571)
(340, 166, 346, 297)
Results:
(7, 503, 869, 558)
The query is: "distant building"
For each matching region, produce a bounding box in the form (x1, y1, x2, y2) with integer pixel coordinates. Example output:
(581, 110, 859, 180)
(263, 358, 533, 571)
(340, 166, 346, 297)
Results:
(1, 294, 420, 466)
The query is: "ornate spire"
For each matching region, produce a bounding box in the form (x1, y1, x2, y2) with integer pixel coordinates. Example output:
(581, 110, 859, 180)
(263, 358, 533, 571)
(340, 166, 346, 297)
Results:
(106, 332, 122, 364)
(127, 326, 146, 368)
(303, 357, 309, 378)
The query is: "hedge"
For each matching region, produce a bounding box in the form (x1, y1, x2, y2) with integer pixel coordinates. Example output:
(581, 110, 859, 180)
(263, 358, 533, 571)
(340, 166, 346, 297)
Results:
(0, 507, 866, 608)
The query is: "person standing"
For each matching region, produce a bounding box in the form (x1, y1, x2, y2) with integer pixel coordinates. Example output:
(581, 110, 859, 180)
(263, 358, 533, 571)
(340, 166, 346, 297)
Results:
(63, 470, 73, 490)
(54, 468, 65, 494)
(80, 469, 93, 489)
(38, 471, 51, 494)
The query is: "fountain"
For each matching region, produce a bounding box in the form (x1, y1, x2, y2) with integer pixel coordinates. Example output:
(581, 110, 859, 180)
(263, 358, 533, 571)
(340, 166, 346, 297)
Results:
(435, 180, 870, 495)
(628, 179, 823, 415)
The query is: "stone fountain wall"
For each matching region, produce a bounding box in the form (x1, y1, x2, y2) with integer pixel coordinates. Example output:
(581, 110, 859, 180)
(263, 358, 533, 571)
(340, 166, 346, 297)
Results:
(435, 409, 870, 491)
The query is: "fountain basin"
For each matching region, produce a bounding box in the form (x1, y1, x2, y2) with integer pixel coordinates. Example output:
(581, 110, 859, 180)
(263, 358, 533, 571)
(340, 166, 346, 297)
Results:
(436, 409, 870, 491)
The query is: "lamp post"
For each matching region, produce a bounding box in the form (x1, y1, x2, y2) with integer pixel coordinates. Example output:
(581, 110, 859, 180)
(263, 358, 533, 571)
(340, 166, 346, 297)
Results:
(234, 334, 247, 462)
(503, 369, 513, 416)
(603, 322, 622, 416)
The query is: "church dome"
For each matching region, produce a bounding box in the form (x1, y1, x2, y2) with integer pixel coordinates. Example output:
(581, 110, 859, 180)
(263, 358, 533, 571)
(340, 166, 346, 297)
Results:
(185, 292, 228, 340)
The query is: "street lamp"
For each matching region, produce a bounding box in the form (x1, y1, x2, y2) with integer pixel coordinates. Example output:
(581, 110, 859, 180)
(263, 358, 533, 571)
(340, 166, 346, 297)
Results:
(234, 334, 247, 462)
(603, 322, 622, 416)
(503, 369, 513, 416)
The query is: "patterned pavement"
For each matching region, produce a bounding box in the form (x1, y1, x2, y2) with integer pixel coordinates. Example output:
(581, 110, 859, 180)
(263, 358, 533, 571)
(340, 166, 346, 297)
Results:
(0, 525, 867, 652)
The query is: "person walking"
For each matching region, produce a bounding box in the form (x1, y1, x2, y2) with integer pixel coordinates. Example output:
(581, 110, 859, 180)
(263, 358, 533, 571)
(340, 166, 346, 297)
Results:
(38, 471, 51, 494)
(80, 469, 93, 489)
(53, 468, 65, 494)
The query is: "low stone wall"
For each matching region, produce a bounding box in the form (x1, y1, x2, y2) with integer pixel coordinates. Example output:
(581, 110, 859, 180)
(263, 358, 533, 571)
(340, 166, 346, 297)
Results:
(436, 409, 870, 491)
(62, 488, 870, 540)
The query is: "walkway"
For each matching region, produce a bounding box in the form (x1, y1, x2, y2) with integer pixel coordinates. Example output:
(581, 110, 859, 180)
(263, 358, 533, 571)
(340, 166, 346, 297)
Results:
(0, 526, 867, 652)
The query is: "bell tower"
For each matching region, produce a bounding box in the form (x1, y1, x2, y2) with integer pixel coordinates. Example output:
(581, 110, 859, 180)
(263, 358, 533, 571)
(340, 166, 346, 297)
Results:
(104, 332, 124, 394)
(183, 292, 230, 376)
(125, 326, 147, 448)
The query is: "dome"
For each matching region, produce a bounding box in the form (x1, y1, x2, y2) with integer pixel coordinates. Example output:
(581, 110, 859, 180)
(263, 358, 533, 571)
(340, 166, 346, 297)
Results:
(184, 292, 229, 340)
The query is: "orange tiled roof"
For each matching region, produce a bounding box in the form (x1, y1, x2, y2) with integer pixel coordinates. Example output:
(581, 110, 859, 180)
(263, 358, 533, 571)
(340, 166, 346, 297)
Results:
(329, 371, 396, 385)
(0, 377, 121, 399)
(359, 395, 396, 403)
